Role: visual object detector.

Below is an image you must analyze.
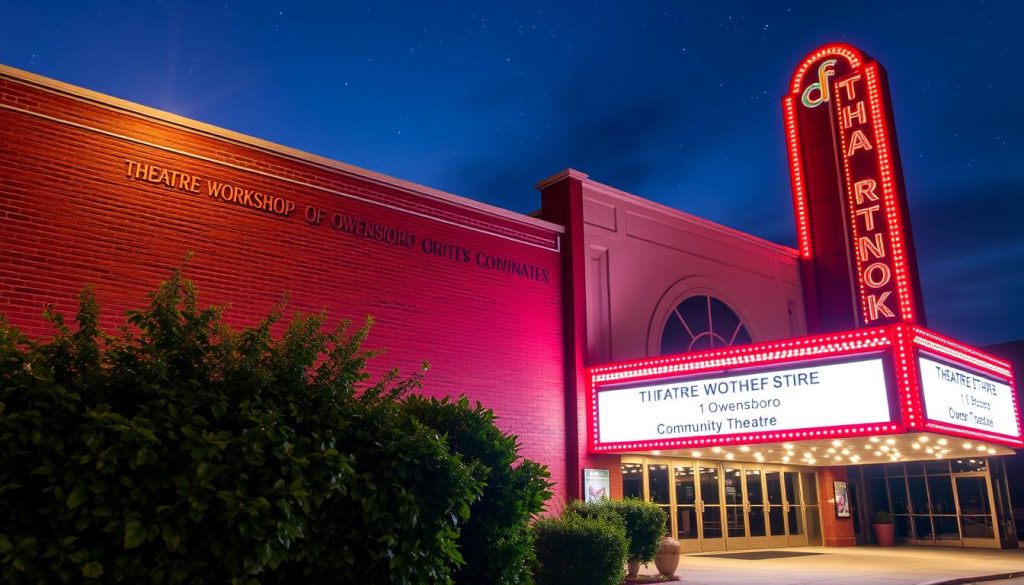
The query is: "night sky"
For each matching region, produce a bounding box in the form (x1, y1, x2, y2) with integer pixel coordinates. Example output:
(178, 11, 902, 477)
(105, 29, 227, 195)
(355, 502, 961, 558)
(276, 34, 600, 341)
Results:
(2, 2, 1022, 345)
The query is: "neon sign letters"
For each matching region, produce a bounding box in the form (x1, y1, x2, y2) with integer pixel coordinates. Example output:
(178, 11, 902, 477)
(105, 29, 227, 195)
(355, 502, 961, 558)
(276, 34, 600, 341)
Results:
(784, 44, 922, 330)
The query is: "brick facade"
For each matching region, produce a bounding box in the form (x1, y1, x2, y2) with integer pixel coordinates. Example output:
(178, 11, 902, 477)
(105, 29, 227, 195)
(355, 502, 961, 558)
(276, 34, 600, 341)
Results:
(0, 68, 571, 502)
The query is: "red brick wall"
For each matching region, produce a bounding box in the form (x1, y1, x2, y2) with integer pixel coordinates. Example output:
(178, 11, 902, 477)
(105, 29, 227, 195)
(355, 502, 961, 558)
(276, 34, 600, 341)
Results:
(818, 467, 856, 546)
(0, 72, 570, 502)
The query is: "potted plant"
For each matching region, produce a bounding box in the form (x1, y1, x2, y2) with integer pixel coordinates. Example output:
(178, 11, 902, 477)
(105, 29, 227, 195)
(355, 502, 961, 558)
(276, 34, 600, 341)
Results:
(568, 498, 667, 580)
(872, 511, 895, 546)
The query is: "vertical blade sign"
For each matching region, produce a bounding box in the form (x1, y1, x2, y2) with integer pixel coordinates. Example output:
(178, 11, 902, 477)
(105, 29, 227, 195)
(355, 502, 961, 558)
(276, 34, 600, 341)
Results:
(783, 44, 924, 332)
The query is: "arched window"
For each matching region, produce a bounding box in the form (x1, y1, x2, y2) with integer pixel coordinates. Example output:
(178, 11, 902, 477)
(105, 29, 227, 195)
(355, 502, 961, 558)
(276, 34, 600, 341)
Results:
(660, 295, 751, 355)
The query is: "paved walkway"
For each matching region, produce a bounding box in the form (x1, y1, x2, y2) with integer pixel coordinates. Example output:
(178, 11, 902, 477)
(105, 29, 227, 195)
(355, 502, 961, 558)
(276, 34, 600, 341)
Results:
(634, 546, 1024, 585)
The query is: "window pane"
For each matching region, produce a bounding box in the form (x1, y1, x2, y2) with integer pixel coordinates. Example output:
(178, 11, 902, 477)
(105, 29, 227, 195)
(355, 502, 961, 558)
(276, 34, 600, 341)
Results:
(928, 476, 956, 515)
(801, 472, 818, 505)
(961, 515, 994, 539)
(677, 506, 698, 539)
(622, 463, 643, 498)
(934, 516, 960, 541)
(660, 314, 691, 355)
(787, 506, 804, 535)
(733, 327, 752, 346)
(908, 477, 928, 514)
(952, 459, 987, 473)
(724, 468, 743, 505)
(784, 472, 802, 505)
(675, 464, 696, 505)
(889, 478, 909, 514)
(700, 467, 720, 505)
(746, 469, 764, 505)
(703, 506, 723, 539)
(894, 515, 913, 540)
(678, 296, 710, 335)
(709, 298, 740, 340)
(648, 464, 671, 505)
(726, 506, 745, 537)
(914, 515, 934, 540)
(806, 506, 822, 545)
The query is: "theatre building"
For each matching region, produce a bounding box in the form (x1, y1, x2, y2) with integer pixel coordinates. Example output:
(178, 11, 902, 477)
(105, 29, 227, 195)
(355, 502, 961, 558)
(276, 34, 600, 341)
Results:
(0, 42, 1020, 554)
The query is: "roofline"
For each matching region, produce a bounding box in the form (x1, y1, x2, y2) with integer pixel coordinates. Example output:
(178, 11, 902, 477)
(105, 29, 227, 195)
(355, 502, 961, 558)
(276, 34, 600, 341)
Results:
(0, 64, 563, 235)
(579, 172, 800, 258)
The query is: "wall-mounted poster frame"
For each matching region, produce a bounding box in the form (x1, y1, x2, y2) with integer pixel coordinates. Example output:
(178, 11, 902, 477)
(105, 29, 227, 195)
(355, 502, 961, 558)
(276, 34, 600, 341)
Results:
(834, 480, 851, 518)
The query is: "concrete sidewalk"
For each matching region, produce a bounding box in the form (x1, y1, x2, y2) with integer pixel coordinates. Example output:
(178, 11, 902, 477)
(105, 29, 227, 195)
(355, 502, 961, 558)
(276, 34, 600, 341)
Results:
(634, 546, 1024, 585)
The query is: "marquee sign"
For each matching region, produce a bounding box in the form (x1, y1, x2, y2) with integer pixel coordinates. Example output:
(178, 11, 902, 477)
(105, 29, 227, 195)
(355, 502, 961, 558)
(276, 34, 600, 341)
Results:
(784, 44, 925, 332)
(586, 324, 1022, 452)
(586, 43, 1022, 459)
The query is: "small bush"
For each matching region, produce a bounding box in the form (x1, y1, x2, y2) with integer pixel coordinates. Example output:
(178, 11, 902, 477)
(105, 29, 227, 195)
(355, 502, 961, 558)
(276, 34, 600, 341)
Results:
(569, 498, 667, 563)
(403, 395, 552, 585)
(533, 514, 626, 585)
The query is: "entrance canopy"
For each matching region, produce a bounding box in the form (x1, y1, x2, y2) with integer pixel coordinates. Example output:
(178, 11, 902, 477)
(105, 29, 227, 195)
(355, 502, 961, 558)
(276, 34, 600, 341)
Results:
(587, 324, 1021, 465)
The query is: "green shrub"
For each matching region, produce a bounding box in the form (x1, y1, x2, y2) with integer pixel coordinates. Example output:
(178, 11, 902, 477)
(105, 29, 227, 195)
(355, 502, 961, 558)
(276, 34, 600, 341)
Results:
(533, 514, 626, 585)
(403, 395, 552, 585)
(0, 271, 482, 584)
(569, 498, 667, 563)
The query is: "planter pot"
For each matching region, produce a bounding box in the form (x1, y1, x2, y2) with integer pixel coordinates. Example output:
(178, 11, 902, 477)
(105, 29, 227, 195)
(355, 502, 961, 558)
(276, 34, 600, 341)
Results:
(873, 522, 895, 546)
(627, 558, 641, 579)
(654, 536, 681, 576)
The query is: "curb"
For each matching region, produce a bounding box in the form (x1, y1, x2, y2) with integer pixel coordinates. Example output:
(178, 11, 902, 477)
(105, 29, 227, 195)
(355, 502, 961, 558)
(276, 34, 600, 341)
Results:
(921, 572, 1024, 585)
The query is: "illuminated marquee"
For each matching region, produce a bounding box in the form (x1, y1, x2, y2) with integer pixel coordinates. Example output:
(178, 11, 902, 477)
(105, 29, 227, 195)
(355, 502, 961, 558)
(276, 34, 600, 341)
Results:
(586, 325, 1022, 452)
(783, 44, 924, 331)
(585, 44, 1024, 457)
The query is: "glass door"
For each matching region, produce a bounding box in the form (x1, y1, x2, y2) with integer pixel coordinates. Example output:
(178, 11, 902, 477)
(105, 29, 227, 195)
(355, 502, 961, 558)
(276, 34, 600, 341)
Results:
(785, 471, 808, 546)
(955, 474, 997, 548)
(673, 462, 700, 553)
(765, 469, 788, 547)
(745, 467, 770, 549)
(698, 465, 726, 551)
(724, 466, 747, 549)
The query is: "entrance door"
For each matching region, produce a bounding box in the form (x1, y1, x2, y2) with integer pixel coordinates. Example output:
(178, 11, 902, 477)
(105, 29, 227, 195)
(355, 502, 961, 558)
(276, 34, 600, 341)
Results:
(723, 466, 747, 549)
(744, 466, 770, 549)
(955, 474, 997, 548)
(673, 462, 700, 553)
(766, 469, 788, 547)
(698, 465, 726, 551)
(784, 471, 809, 546)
